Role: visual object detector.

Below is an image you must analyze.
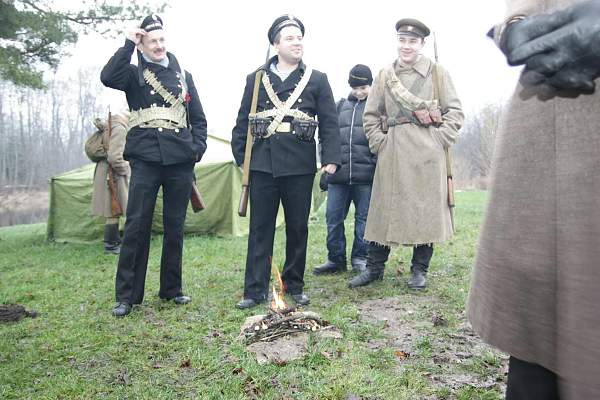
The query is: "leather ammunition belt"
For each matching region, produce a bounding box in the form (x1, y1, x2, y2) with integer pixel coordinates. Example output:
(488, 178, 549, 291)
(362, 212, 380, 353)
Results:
(128, 106, 187, 131)
(128, 68, 189, 131)
(387, 116, 419, 126)
(249, 116, 317, 141)
(260, 67, 314, 137)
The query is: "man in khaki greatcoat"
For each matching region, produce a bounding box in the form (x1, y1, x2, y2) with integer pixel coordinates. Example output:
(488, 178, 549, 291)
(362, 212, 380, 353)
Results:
(468, 1, 600, 398)
(91, 111, 130, 254)
(349, 18, 463, 290)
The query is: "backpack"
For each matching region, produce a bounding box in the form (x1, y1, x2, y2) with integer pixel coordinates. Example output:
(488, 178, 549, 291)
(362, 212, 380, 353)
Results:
(84, 118, 107, 162)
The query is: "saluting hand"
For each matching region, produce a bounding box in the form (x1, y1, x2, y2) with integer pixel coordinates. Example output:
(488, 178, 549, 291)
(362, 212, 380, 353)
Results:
(127, 28, 147, 45)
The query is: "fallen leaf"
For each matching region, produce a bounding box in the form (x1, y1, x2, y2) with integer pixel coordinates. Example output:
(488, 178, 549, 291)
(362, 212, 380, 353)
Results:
(179, 359, 191, 369)
(395, 350, 409, 360)
(432, 313, 448, 327)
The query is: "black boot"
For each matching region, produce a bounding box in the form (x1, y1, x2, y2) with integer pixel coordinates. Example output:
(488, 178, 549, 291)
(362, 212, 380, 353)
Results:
(348, 244, 390, 288)
(313, 259, 347, 275)
(103, 224, 121, 255)
(408, 244, 433, 289)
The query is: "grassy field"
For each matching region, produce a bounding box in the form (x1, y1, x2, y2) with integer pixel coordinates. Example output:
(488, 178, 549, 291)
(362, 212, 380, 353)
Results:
(0, 191, 506, 400)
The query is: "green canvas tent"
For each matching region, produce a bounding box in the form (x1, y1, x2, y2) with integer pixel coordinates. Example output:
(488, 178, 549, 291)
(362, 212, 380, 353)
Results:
(46, 135, 326, 243)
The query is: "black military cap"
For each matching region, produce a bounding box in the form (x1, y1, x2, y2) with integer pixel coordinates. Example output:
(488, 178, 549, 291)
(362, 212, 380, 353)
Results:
(348, 64, 373, 87)
(268, 14, 305, 45)
(141, 14, 163, 32)
(395, 18, 430, 38)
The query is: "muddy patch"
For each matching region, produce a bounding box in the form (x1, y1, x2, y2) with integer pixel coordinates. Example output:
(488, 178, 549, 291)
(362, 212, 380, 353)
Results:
(356, 297, 507, 395)
(0, 304, 39, 323)
(357, 296, 436, 355)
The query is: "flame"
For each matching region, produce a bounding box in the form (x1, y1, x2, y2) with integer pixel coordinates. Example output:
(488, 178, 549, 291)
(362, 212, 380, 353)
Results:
(270, 258, 287, 310)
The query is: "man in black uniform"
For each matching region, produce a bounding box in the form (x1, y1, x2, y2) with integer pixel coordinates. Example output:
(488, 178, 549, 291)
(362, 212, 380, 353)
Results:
(232, 15, 341, 309)
(101, 15, 208, 317)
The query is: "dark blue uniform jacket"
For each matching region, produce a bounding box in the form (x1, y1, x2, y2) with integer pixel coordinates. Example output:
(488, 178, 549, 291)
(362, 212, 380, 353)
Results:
(231, 56, 341, 178)
(101, 39, 207, 165)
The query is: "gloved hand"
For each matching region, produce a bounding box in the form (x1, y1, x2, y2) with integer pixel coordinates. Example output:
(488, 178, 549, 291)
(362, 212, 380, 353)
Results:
(319, 172, 328, 192)
(503, 0, 600, 93)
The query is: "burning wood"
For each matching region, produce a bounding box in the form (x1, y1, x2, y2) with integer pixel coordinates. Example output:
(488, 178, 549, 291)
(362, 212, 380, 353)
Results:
(270, 259, 287, 311)
(240, 257, 333, 344)
(241, 308, 330, 344)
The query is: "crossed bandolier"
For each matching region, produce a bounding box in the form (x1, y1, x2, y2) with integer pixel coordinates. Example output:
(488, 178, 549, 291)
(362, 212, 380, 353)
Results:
(249, 68, 318, 141)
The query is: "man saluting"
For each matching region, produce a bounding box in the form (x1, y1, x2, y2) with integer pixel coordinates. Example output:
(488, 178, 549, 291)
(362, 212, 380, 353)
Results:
(231, 15, 341, 309)
(101, 15, 208, 317)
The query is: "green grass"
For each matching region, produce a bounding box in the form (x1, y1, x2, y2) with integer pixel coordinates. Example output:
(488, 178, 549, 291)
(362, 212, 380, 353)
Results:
(0, 191, 505, 399)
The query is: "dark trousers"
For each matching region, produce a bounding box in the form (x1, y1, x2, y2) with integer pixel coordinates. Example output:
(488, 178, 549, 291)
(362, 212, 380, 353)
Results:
(326, 183, 372, 263)
(366, 243, 434, 270)
(244, 171, 314, 300)
(115, 159, 194, 304)
(506, 356, 559, 400)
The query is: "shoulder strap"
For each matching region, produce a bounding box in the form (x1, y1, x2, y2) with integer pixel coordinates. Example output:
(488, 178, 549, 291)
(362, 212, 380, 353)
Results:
(241, 70, 264, 187)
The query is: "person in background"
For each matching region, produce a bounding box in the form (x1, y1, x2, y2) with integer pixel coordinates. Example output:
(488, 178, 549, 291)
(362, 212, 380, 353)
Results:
(91, 111, 130, 254)
(314, 64, 376, 275)
(348, 18, 463, 290)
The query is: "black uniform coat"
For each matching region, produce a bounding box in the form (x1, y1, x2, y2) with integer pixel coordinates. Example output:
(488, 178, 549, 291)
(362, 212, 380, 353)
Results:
(327, 94, 376, 185)
(231, 57, 341, 177)
(101, 39, 207, 165)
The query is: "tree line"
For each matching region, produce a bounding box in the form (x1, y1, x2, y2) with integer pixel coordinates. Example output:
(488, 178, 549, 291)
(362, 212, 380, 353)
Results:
(0, 67, 107, 187)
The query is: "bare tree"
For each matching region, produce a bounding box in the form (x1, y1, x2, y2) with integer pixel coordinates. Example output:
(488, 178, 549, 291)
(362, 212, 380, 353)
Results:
(454, 102, 503, 189)
(0, 66, 106, 188)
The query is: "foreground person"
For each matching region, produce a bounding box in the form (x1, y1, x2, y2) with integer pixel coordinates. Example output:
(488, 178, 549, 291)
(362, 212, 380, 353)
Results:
(314, 64, 376, 275)
(468, 1, 600, 398)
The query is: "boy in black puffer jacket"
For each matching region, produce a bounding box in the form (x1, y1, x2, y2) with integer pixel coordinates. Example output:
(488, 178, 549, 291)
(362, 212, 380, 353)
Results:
(315, 64, 377, 275)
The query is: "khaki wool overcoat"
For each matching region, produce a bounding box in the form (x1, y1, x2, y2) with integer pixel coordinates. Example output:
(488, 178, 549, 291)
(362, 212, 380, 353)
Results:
(91, 114, 130, 218)
(467, 1, 600, 398)
(363, 56, 463, 246)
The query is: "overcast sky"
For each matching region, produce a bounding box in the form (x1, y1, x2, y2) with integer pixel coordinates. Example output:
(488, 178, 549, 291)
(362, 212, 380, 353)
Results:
(57, 0, 521, 139)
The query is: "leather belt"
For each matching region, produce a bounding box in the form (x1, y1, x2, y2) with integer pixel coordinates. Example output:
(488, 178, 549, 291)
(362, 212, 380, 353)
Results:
(387, 116, 418, 126)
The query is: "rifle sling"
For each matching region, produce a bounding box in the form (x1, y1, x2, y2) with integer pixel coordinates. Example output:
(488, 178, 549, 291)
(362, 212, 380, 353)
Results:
(241, 70, 264, 187)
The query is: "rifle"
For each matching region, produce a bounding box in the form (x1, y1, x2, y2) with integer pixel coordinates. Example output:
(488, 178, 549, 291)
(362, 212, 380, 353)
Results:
(432, 32, 456, 233)
(190, 180, 205, 212)
(105, 110, 123, 217)
(238, 70, 264, 217)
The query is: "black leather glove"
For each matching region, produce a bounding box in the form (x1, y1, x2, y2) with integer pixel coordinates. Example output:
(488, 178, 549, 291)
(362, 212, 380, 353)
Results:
(319, 172, 328, 192)
(505, 0, 600, 93)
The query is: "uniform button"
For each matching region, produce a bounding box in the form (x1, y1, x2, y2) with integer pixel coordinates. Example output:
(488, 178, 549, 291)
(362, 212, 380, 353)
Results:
(150, 90, 155, 95)
(266, 100, 270, 103)
(152, 103, 157, 107)
(158, 127, 163, 132)
(175, 128, 180, 133)
(298, 98, 302, 103)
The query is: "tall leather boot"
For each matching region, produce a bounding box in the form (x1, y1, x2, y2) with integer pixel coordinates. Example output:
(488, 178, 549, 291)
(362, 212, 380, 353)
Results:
(407, 244, 433, 289)
(103, 223, 121, 255)
(348, 244, 389, 288)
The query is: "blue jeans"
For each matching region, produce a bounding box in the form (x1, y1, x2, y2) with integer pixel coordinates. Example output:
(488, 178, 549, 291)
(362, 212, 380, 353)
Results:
(326, 183, 372, 264)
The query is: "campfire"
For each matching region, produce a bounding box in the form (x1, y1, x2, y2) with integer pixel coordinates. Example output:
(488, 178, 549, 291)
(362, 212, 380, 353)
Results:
(241, 259, 330, 344)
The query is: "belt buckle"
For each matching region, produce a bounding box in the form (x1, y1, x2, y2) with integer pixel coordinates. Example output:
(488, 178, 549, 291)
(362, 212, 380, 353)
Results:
(275, 122, 291, 133)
